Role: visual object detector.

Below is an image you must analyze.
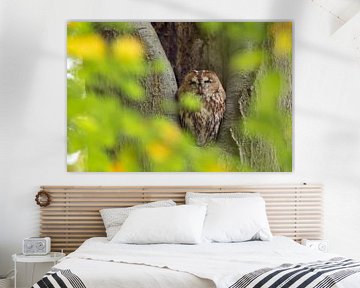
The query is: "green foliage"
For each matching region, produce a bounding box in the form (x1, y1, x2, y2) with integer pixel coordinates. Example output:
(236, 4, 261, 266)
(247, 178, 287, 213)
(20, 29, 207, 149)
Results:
(67, 22, 94, 37)
(199, 22, 266, 44)
(197, 22, 223, 34)
(93, 22, 134, 34)
(225, 22, 267, 44)
(149, 59, 167, 74)
(231, 50, 264, 71)
(179, 92, 202, 112)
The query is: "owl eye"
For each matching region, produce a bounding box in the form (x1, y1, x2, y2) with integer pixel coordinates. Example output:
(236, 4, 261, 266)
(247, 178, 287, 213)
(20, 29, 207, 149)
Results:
(189, 81, 197, 85)
(204, 79, 212, 84)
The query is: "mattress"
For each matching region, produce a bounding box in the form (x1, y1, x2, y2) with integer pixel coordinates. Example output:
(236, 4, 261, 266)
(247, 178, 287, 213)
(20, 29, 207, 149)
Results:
(36, 236, 360, 288)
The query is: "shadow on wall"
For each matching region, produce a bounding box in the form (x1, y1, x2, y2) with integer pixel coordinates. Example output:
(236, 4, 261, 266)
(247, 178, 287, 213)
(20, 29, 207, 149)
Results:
(0, 0, 61, 134)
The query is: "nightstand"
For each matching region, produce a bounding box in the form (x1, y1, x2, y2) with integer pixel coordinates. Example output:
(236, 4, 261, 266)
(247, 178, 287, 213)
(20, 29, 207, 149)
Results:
(12, 252, 65, 288)
(301, 239, 328, 252)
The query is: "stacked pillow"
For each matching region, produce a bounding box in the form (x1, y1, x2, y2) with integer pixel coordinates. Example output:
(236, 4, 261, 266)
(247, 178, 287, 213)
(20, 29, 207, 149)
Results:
(187, 193, 272, 242)
(111, 205, 207, 244)
(105, 192, 272, 245)
(100, 200, 176, 240)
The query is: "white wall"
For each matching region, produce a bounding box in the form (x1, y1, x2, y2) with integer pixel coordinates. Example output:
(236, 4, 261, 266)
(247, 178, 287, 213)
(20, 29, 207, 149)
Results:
(1, 0, 360, 285)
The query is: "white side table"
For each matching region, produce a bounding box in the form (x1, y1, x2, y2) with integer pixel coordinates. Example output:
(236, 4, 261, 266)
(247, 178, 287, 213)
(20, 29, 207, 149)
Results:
(12, 252, 65, 288)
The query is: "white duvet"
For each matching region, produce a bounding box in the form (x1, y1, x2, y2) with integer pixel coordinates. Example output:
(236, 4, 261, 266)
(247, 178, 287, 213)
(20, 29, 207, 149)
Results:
(54, 237, 360, 288)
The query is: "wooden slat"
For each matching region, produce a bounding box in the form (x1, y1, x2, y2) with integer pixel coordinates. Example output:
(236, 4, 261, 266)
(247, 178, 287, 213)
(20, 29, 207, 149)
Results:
(39, 184, 323, 253)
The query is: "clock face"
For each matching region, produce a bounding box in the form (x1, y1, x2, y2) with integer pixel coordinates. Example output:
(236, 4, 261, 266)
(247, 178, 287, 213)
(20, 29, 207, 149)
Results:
(24, 240, 46, 254)
(23, 238, 50, 255)
(36, 241, 45, 250)
(318, 242, 327, 252)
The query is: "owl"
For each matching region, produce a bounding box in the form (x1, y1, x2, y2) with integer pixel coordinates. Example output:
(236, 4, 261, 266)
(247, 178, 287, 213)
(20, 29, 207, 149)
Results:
(177, 70, 226, 146)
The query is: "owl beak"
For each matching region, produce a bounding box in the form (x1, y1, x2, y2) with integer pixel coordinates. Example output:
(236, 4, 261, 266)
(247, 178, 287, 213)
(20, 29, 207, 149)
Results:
(198, 86, 202, 94)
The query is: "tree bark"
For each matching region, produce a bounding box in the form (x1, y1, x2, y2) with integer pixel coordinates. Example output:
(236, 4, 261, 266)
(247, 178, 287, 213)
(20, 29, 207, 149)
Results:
(132, 22, 178, 119)
(152, 22, 226, 86)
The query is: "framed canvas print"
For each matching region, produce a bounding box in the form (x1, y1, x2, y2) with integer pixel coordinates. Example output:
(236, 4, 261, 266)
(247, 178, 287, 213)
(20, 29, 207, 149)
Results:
(67, 22, 292, 172)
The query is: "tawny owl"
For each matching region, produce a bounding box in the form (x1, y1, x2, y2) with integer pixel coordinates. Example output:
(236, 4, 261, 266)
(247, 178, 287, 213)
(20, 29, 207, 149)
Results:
(177, 70, 226, 146)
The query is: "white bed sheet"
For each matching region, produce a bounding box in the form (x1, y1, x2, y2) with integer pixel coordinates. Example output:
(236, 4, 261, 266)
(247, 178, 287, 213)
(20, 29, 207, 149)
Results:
(54, 236, 360, 288)
(56, 258, 214, 288)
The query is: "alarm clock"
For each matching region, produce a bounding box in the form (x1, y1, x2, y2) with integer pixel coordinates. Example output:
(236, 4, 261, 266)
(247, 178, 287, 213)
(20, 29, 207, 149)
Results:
(23, 237, 51, 255)
(301, 239, 328, 252)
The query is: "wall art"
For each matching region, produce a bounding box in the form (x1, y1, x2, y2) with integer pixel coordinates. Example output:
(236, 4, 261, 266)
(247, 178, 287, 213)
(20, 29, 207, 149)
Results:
(67, 22, 292, 172)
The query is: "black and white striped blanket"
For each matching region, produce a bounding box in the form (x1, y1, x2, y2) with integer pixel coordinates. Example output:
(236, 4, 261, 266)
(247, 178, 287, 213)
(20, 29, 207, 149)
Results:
(230, 257, 360, 288)
(32, 268, 86, 288)
(32, 258, 360, 288)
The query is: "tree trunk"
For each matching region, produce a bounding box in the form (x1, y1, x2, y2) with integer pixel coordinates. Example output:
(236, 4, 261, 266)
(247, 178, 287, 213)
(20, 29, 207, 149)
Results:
(132, 22, 178, 119)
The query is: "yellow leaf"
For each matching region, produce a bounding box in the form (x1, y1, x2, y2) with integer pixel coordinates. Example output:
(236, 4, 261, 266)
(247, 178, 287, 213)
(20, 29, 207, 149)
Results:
(148, 142, 170, 162)
(274, 31, 292, 55)
(155, 120, 181, 144)
(112, 36, 144, 63)
(67, 35, 105, 60)
(203, 163, 227, 172)
(110, 162, 125, 172)
(271, 23, 292, 56)
(67, 22, 80, 29)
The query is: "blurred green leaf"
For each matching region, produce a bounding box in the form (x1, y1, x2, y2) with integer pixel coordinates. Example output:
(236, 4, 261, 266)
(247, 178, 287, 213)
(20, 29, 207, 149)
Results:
(231, 50, 264, 71)
(115, 143, 141, 172)
(255, 71, 281, 114)
(160, 99, 178, 114)
(179, 92, 202, 112)
(224, 22, 266, 44)
(93, 22, 134, 34)
(150, 59, 167, 74)
(67, 22, 93, 37)
(120, 80, 145, 101)
(198, 22, 223, 35)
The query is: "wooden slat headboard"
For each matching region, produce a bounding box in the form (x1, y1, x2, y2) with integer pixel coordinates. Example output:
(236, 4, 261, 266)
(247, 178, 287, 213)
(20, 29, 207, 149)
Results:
(39, 184, 323, 253)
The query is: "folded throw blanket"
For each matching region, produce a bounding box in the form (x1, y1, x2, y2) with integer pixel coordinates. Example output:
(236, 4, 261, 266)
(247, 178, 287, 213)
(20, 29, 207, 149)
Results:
(229, 258, 360, 288)
(32, 268, 86, 288)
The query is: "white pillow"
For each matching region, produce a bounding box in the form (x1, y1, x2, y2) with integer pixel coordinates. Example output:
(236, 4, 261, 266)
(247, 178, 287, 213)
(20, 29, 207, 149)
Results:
(100, 200, 176, 240)
(111, 205, 207, 244)
(202, 197, 272, 243)
(186, 192, 259, 204)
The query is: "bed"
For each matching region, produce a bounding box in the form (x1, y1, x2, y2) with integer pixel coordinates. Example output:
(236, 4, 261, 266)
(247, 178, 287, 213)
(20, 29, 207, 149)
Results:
(33, 185, 360, 288)
(33, 236, 360, 288)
